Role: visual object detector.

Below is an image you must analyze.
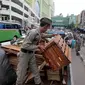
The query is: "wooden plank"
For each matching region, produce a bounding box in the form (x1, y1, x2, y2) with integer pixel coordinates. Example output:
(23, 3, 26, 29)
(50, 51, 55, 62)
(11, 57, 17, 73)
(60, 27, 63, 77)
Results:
(55, 35, 61, 42)
(35, 54, 44, 59)
(52, 44, 70, 67)
(44, 50, 57, 70)
(54, 35, 61, 44)
(52, 45, 64, 66)
(58, 38, 64, 48)
(49, 46, 61, 70)
(65, 45, 69, 57)
(68, 48, 71, 62)
(62, 41, 66, 53)
(2, 45, 43, 55)
(2, 45, 20, 51)
(2, 48, 18, 54)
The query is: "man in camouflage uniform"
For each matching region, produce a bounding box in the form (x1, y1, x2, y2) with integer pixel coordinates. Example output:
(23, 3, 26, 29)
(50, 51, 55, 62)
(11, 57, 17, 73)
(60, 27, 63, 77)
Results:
(16, 17, 53, 85)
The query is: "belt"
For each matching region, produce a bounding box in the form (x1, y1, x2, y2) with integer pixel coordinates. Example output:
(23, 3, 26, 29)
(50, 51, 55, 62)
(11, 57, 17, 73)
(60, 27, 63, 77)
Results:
(21, 48, 34, 53)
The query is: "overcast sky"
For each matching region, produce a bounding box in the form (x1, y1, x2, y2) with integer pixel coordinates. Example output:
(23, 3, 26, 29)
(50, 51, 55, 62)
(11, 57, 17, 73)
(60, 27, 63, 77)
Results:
(53, 0, 85, 16)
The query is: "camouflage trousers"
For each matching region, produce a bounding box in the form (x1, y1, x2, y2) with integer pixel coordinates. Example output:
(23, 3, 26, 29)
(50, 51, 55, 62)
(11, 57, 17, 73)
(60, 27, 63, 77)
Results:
(16, 51, 41, 85)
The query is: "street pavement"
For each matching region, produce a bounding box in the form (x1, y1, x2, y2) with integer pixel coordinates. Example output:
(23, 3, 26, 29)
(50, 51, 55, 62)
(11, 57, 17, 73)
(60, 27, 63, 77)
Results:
(79, 47, 85, 65)
(70, 48, 85, 85)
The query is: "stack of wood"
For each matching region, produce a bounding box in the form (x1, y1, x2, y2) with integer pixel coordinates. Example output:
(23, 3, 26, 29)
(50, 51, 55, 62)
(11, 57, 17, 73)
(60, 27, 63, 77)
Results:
(2, 35, 71, 84)
(2, 45, 46, 83)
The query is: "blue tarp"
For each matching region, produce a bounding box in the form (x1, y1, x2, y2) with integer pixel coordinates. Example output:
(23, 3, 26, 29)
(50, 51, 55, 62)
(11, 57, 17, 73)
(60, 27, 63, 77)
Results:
(55, 31, 65, 34)
(47, 31, 65, 34)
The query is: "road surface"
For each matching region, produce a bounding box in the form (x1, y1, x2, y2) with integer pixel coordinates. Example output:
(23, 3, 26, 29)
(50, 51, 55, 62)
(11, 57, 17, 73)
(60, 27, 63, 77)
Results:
(70, 49, 85, 85)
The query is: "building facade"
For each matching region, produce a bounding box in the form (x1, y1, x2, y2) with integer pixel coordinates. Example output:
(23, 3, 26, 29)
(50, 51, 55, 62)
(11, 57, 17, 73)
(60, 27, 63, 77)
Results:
(39, 0, 54, 18)
(69, 14, 76, 25)
(0, 0, 40, 28)
(69, 14, 76, 24)
(76, 14, 80, 27)
(51, 15, 69, 28)
(27, 0, 54, 18)
(25, 0, 33, 7)
(80, 10, 85, 28)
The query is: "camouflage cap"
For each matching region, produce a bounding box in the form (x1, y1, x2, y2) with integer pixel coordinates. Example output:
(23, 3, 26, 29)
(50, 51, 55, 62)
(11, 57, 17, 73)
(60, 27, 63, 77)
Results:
(40, 17, 52, 25)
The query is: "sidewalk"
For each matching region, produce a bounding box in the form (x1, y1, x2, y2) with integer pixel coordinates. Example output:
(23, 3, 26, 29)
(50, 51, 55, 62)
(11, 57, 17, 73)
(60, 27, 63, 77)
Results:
(79, 46, 85, 65)
(70, 49, 85, 85)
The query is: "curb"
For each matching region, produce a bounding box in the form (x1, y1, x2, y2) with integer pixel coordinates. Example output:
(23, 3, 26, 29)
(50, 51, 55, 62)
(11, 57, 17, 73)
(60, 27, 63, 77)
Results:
(69, 64, 74, 85)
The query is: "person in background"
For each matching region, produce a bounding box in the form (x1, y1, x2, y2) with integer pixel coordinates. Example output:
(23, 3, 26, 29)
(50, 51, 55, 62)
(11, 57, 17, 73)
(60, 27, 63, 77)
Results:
(10, 36, 17, 45)
(64, 33, 73, 48)
(71, 39, 76, 49)
(74, 31, 81, 56)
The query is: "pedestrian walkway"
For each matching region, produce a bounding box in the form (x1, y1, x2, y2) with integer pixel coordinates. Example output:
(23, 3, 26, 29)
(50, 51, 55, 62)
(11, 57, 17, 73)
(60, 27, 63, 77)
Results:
(70, 49, 85, 85)
(79, 47, 85, 65)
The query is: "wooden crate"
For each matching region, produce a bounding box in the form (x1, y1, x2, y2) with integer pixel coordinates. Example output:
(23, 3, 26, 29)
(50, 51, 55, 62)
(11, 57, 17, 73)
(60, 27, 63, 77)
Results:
(43, 35, 71, 70)
(47, 70, 60, 81)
